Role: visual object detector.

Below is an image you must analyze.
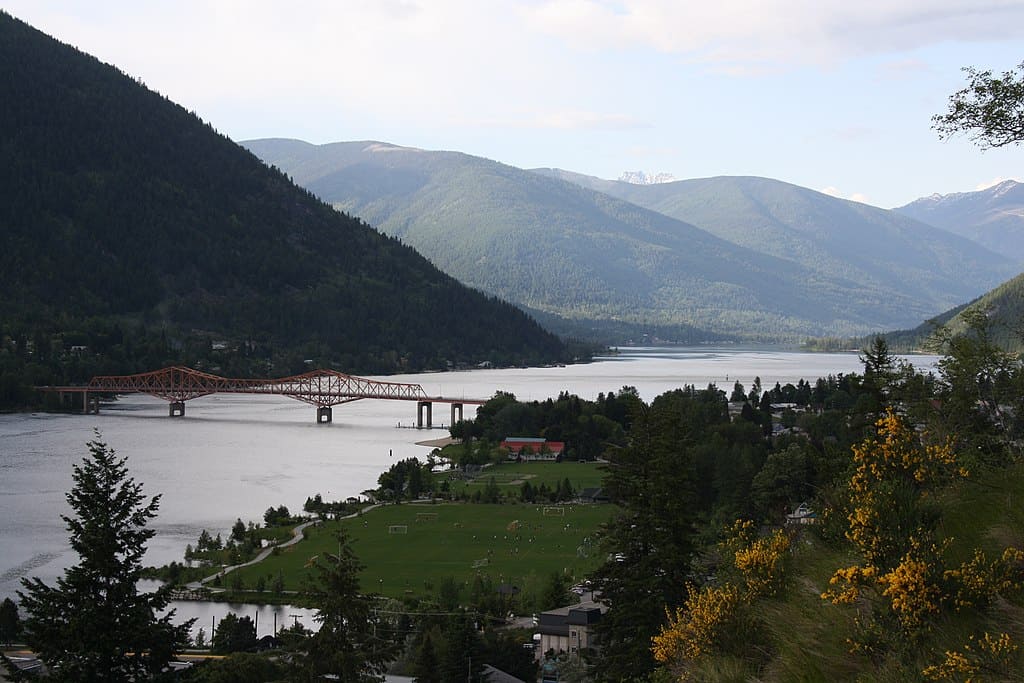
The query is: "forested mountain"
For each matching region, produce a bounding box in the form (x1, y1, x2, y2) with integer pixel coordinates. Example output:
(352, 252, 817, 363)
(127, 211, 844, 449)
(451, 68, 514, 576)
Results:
(244, 139, 1011, 341)
(535, 169, 1016, 319)
(896, 180, 1024, 262)
(0, 13, 571, 407)
(885, 270, 1024, 352)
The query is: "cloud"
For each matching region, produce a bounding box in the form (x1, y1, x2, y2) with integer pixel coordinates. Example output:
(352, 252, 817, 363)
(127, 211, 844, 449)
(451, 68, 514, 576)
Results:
(821, 186, 871, 204)
(524, 1, 1024, 71)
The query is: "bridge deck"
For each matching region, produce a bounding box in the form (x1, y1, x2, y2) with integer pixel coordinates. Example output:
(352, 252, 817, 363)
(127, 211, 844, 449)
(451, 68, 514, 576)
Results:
(38, 366, 487, 424)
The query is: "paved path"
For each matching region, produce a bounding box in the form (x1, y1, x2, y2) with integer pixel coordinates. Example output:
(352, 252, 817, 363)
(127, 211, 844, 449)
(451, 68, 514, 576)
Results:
(185, 504, 379, 590)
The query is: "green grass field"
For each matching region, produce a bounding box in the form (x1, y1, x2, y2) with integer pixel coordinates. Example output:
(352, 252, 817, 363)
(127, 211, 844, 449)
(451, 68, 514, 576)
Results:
(231, 502, 614, 602)
(444, 461, 606, 497)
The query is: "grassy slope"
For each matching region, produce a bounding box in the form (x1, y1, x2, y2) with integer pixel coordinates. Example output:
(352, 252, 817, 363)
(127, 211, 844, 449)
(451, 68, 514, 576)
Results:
(712, 463, 1024, 681)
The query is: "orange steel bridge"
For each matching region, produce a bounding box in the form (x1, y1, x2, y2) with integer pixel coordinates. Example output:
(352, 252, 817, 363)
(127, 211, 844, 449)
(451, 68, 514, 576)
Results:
(39, 366, 486, 426)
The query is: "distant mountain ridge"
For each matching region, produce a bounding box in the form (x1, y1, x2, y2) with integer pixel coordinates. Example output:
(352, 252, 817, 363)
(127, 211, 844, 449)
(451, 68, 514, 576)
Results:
(896, 180, 1024, 261)
(0, 11, 569, 393)
(533, 169, 1015, 311)
(244, 138, 1017, 341)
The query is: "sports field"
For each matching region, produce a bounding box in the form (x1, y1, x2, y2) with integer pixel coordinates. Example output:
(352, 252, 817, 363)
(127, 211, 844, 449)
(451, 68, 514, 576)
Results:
(231, 501, 613, 600)
(444, 460, 606, 497)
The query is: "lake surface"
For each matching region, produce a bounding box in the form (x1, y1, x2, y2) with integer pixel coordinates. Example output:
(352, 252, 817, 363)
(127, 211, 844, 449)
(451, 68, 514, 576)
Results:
(0, 346, 937, 635)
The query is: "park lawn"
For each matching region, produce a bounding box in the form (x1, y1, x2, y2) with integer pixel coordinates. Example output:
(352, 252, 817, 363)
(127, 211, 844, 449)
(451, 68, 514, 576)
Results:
(444, 460, 606, 498)
(232, 502, 614, 601)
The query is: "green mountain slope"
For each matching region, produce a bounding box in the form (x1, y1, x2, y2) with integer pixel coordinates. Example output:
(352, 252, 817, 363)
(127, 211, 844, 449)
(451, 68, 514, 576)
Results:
(886, 270, 1024, 352)
(244, 139, 993, 340)
(0, 12, 570, 392)
(896, 180, 1024, 262)
(535, 170, 1016, 324)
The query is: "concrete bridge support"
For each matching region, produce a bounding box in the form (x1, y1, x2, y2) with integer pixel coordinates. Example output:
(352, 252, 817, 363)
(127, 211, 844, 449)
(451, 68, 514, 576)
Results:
(169, 401, 186, 417)
(84, 392, 100, 415)
(317, 406, 333, 424)
(417, 401, 433, 429)
(451, 402, 463, 425)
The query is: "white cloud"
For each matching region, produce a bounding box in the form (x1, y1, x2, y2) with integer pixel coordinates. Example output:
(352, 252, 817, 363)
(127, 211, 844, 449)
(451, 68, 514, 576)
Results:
(524, 1, 1024, 71)
(820, 186, 871, 204)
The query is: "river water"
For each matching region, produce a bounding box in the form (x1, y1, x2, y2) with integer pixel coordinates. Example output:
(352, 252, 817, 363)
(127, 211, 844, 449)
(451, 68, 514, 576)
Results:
(0, 346, 937, 635)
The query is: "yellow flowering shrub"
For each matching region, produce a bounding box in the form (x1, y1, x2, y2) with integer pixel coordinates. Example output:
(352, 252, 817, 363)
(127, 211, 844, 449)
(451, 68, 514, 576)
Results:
(944, 546, 1024, 610)
(733, 528, 791, 599)
(846, 409, 958, 568)
(878, 553, 941, 630)
(652, 583, 741, 664)
(822, 564, 878, 605)
(922, 632, 1019, 681)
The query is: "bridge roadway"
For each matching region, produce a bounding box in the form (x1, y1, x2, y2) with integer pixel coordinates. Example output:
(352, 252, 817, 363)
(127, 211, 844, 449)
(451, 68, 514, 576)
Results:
(38, 366, 487, 426)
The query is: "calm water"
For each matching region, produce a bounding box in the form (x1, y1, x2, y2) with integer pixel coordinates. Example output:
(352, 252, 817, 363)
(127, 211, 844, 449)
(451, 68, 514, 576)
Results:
(0, 346, 937, 635)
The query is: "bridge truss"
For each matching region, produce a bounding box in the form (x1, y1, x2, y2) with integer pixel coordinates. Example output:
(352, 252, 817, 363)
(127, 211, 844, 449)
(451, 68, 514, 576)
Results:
(41, 366, 485, 426)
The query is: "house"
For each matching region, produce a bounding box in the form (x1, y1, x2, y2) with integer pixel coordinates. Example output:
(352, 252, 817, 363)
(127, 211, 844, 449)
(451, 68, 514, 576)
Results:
(536, 600, 606, 660)
(578, 487, 609, 504)
(501, 437, 565, 461)
(785, 502, 818, 525)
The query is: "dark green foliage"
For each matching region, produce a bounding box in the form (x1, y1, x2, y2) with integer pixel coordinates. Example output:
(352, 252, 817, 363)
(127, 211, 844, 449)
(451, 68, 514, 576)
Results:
(263, 505, 291, 528)
(378, 458, 432, 502)
(0, 12, 572, 410)
(933, 61, 1024, 149)
(464, 388, 638, 461)
(438, 615, 485, 683)
(16, 433, 192, 680)
(0, 597, 19, 645)
(185, 652, 286, 682)
(296, 530, 396, 682)
(590, 390, 706, 682)
(539, 571, 572, 611)
(211, 613, 257, 654)
(412, 631, 441, 683)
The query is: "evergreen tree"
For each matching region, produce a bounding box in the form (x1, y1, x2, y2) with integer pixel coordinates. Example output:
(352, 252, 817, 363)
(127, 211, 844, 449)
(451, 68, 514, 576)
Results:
(296, 530, 395, 682)
(0, 597, 19, 645)
(590, 392, 701, 682)
(412, 631, 441, 683)
(539, 571, 572, 611)
(17, 433, 192, 681)
(211, 613, 257, 654)
(438, 614, 484, 683)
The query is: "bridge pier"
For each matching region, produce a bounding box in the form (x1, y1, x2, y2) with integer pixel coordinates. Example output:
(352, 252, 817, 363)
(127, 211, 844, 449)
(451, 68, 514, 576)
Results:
(317, 406, 333, 424)
(417, 401, 433, 429)
(84, 392, 100, 415)
(169, 401, 186, 417)
(451, 402, 463, 425)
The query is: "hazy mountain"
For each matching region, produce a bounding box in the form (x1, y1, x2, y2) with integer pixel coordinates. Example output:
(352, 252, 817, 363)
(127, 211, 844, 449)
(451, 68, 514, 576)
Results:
(0, 11, 570, 390)
(895, 180, 1024, 262)
(533, 170, 1016, 317)
(245, 139, 1015, 340)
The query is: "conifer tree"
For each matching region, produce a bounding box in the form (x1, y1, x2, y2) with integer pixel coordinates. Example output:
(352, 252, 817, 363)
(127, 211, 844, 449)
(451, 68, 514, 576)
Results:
(296, 530, 395, 682)
(17, 433, 191, 681)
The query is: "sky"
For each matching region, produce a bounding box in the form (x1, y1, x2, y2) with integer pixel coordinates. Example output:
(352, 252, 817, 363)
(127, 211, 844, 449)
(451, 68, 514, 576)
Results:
(5, 0, 1024, 208)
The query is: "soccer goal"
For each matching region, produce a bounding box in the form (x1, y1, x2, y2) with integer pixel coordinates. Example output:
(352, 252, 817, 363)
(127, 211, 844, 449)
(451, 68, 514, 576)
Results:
(543, 506, 566, 517)
(388, 525, 408, 534)
(472, 558, 489, 568)
(416, 513, 438, 522)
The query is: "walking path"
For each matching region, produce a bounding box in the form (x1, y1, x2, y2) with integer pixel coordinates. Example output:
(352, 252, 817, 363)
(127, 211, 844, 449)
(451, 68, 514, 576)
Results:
(185, 504, 380, 591)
